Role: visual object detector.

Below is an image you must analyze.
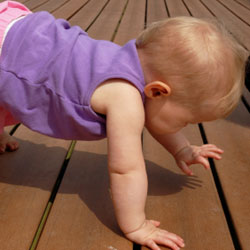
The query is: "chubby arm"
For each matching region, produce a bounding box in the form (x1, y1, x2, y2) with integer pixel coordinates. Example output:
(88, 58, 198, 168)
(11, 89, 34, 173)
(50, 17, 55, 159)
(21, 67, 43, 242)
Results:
(96, 80, 184, 250)
(106, 86, 147, 234)
(148, 129, 223, 176)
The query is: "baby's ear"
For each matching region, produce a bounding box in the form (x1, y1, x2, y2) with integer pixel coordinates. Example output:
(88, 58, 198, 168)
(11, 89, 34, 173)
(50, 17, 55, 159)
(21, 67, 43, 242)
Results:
(144, 81, 171, 99)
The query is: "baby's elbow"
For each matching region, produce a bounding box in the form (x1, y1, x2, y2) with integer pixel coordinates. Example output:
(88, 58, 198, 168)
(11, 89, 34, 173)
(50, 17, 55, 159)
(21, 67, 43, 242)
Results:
(108, 160, 146, 176)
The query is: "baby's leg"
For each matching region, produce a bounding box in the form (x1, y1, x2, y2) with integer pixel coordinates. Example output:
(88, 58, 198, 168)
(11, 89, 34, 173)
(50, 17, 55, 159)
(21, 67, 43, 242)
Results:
(0, 130, 19, 153)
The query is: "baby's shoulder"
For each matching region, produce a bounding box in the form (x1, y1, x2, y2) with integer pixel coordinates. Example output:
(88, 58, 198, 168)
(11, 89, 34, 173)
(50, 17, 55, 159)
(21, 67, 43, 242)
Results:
(91, 79, 145, 117)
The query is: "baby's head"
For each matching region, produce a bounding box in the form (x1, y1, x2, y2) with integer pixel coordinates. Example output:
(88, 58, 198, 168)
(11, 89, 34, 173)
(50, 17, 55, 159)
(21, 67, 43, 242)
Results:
(136, 16, 246, 130)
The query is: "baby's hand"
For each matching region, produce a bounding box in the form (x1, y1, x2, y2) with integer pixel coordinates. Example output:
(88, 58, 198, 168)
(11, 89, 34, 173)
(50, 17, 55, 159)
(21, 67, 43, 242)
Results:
(174, 144, 223, 176)
(125, 220, 185, 250)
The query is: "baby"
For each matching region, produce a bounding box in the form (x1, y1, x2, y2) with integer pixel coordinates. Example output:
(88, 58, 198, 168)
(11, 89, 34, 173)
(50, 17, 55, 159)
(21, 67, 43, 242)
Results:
(0, 1, 246, 249)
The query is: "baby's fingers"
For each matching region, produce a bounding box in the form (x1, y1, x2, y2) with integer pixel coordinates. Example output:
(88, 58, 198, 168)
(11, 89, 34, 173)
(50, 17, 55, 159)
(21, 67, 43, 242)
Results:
(160, 230, 185, 247)
(201, 144, 224, 154)
(146, 239, 161, 250)
(178, 160, 193, 176)
(146, 239, 180, 250)
(196, 156, 210, 169)
(200, 150, 222, 160)
(146, 230, 185, 250)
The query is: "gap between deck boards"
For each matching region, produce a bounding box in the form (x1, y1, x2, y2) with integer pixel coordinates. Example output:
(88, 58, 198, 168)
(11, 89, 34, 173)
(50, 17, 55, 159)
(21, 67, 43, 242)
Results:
(198, 123, 241, 250)
(29, 140, 76, 250)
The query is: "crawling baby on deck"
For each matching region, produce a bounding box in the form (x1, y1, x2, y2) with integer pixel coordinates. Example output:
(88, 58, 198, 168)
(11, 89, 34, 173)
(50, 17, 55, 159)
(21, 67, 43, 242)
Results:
(0, 1, 247, 250)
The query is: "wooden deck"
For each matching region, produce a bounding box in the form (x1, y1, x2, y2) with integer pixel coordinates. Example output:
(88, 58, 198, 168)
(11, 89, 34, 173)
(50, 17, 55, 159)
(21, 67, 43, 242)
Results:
(0, 0, 249, 249)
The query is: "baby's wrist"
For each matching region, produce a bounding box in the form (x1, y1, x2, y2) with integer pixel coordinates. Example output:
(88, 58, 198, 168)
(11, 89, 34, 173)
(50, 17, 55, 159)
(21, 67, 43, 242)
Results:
(173, 144, 190, 158)
(121, 213, 146, 235)
(123, 220, 146, 236)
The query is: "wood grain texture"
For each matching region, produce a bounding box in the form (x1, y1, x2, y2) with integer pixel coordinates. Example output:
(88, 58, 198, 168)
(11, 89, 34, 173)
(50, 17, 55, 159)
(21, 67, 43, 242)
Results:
(166, 0, 190, 17)
(31, 0, 68, 13)
(203, 102, 250, 249)
(114, 0, 145, 45)
(201, 0, 250, 50)
(147, 0, 168, 26)
(36, 140, 133, 250)
(86, 0, 128, 40)
(52, 0, 90, 20)
(0, 126, 70, 250)
(68, 0, 108, 31)
(141, 126, 234, 250)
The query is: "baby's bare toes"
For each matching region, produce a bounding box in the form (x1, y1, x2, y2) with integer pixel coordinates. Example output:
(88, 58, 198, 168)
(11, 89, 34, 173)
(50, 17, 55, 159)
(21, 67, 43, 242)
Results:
(6, 141, 19, 151)
(0, 144, 6, 153)
(0, 132, 19, 153)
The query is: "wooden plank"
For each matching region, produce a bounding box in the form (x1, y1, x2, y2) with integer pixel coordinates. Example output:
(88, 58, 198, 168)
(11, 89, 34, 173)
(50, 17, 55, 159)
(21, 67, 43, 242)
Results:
(86, 0, 128, 40)
(52, 0, 89, 20)
(114, 0, 146, 45)
(183, 0, 214, 18)
(147, 0, 168, 25)
(217, 0, 250, 25)
(166, 0, 190, 17)
(24, 0, 49, 10)
(203, 101, 250, 249)
(141, 127, 234, 250)
(68, 0, 108, 31)
(32, 0, 68, 13)
(36, 140, 133, 250)
(0, 126, 70, 250)
(201, 0, 250, 51)
(0, 0, 29, 3)
(236, 0, 250, 9)
(12, 0, 27, 3)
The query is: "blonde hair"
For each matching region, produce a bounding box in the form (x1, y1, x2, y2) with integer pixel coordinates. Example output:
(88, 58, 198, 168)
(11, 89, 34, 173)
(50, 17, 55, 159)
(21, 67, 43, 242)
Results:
(136, 16, 247, 118)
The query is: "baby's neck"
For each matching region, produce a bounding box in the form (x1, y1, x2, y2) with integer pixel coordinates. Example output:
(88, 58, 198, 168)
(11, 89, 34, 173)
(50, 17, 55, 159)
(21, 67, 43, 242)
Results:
(137, 48, 156, 85)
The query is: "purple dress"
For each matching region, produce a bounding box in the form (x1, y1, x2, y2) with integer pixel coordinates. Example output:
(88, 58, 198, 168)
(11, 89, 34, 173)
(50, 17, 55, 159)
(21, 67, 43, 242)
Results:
(0, 12, 145, 140)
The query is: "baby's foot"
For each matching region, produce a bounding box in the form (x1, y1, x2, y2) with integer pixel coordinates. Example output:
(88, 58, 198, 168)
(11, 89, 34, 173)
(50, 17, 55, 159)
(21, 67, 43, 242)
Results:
(0, 131, 19, 153)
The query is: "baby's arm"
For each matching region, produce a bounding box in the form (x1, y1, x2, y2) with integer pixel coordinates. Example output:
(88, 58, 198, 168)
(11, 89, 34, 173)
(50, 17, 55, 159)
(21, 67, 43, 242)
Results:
(103, 81, 184, 250)
(149, 131, 223, 176)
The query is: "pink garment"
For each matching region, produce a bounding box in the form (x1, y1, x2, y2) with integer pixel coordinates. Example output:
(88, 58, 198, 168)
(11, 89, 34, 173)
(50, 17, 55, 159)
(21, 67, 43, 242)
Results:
(0, 1, 31, 133)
